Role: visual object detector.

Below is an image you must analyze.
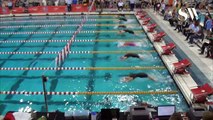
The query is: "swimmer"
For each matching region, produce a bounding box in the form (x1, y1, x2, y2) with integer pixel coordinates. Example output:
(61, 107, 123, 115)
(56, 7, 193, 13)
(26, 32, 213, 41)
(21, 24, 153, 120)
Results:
(120, 53, 143, 60)
(118, 24, 127, 29)
(117, 41, 142, 47)
(121, 73, 156, 82)
(118, 29, 135, 34)
(114, 24, 134, 29)
(114, 14, 127, 22)
(118, 17, 127, 21)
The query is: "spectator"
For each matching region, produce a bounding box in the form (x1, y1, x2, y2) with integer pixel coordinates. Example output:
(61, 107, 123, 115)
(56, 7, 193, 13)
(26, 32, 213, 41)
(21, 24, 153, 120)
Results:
(160, 0, 166, 15)
(181, 18, 190, 33)
(105, 0, 110, 8)
(66, 0, 72, 12)
(174, 16, 184, 32)
(129, 0, 135, 11)
(55, 0, 59, 6)
(163, 9, 173, 20)
(42, 0, 47, 6)
(182, 19, 194, 36)
(117, 0, 124, 11)
(23, 0, 29, 13)
(205, 15, 212, 38)
(168, 9, 178, 26)
(7, 0, 13, 14)
(188, 26, 203, 47)
(199, 37, 213, 58)
(154, 0, 161, 14)
(184, 20, 196, 38)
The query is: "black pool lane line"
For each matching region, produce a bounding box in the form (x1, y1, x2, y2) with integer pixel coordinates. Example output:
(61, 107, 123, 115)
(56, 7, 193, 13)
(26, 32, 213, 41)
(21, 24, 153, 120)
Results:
(0, 27, 23, 45)
(2, 23, 63, 113)
(84, 22, 101, 110)
(3, 27, 42, 101)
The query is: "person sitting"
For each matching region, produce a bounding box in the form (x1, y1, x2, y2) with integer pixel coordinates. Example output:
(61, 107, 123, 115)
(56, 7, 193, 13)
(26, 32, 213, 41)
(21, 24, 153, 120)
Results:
(185, 20, 200, 41)
(188, 25, 203, 47)
(199, 37, 213, 58)
(174, 16, 184, 33)
(183, 19, 194, 36)
(120, 53, 143, 60)
(121, 72, 156, 82)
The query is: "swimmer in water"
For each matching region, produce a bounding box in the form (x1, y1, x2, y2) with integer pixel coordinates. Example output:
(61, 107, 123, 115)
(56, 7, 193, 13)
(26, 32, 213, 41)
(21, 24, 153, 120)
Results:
(118, 29, 135, 34)
(114, 14, 127, 22)
(117, 41, 142, 47)
(120, 53, 143, 60)
(121, 73, 156, 82)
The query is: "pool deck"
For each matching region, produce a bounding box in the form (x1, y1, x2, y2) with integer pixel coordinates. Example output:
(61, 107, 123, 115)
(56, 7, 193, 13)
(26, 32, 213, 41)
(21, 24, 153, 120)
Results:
(143, 9, 213, 86)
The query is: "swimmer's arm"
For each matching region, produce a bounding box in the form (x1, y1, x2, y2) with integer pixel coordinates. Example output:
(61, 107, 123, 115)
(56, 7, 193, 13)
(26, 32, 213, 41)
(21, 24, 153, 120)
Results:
(121, 77, 134, 82)
(148, 75, 157, 81)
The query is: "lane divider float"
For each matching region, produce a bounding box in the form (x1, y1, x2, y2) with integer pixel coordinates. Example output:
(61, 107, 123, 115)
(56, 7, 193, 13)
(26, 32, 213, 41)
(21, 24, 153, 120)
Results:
(0, 30, 144, 35)
(0, 91, 178, 95)
(0, 50, 156, 55)
(0, 24, 138, 28)
(0, 39, 145, 43)
(0, 66, 166, 71)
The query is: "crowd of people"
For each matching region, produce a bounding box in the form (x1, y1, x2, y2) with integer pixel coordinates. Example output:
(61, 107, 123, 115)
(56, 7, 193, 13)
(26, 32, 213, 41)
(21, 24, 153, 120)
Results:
(153, 0, 213, 59)
(1, 0, 91, 13)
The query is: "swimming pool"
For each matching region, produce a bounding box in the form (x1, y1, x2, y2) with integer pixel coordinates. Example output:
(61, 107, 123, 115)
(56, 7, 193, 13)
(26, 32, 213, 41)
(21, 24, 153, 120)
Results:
(0, 14, 188, 115)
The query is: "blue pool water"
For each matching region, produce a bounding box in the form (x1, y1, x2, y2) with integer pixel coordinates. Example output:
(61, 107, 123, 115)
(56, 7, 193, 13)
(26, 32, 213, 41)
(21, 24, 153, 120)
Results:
(0, 15, 188, 115)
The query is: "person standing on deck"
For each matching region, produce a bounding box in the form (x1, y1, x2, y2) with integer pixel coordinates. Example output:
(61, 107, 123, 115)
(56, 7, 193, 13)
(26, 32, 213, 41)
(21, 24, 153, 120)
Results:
(66, 0, 72, 12)
(129, 0, 135, 11)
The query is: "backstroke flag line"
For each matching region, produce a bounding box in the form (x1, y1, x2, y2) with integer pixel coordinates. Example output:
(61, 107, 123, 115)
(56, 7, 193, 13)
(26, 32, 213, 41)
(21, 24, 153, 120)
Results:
(55, 0, 96, 67)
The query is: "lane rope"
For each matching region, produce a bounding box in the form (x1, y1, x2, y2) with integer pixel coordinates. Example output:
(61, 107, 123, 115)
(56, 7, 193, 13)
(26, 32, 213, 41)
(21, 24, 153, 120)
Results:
(0, 39, 143, 43)
(0, 30, 144, 35)
(0, 50, 156, 55)
(0, 91, 178, 95)
(0, 24, 138, 28)
(0, 66, 165, 71)
(0, 18, 136, 23)
(0, 14, 132, 20)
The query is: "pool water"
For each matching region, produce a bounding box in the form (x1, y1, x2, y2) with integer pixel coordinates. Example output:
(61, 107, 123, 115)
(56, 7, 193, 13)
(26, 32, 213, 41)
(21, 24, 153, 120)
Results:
(0, 14, 188, 115)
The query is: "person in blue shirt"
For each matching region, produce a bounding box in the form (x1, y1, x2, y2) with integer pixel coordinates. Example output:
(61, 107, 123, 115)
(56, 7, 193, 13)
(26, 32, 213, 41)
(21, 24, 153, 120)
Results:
(205, 15, 212, 38)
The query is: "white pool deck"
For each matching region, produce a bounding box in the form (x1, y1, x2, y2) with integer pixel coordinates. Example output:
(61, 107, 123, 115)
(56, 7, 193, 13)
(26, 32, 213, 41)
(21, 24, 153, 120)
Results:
(135, 9, 213, 105)
(144, 9, 213, 83)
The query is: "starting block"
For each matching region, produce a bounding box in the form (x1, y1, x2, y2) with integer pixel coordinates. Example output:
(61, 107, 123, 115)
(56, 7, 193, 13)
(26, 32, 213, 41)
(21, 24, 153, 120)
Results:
(161, 43, 176, 55)
(147, 23, 157, 32)
(136, 11, 145, 15)
(139, 14, 146, 18)
(191, 83, 213, 103)
(141, 17, 151, 25)
(153, 32, 166, 42)
(173, 59, 191, 74)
